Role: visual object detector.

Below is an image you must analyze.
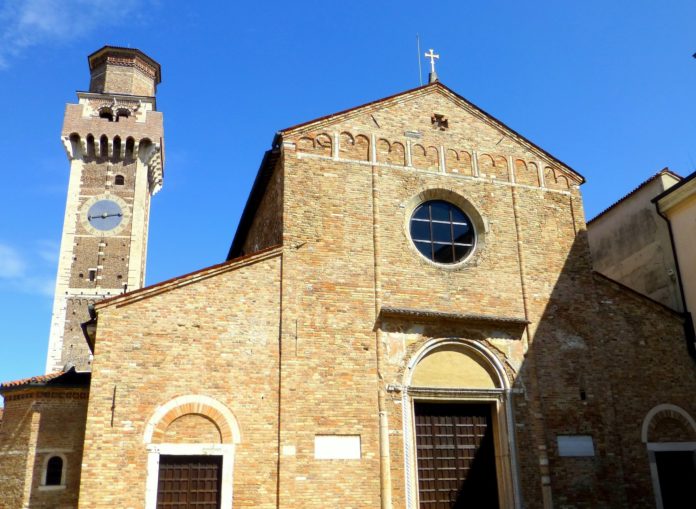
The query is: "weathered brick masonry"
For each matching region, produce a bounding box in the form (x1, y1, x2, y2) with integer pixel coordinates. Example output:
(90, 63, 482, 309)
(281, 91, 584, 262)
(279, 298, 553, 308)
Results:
(3, 48, 696, 509)
(0, 373, 89, 509)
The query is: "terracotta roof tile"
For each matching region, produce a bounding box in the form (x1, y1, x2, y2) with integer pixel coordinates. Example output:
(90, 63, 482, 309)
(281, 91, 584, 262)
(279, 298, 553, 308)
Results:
(0, 371, 65, 389)
(587, 168, 682, 225)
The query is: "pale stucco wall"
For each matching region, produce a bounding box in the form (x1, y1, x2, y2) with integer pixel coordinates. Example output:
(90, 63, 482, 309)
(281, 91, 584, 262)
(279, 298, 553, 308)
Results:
(664, 189, 696, 316)
(587, 173, 682, 310)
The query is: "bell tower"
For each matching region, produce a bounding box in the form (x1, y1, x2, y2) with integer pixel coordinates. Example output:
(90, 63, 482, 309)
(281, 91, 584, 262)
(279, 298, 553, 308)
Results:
(45, 46, 164, 373)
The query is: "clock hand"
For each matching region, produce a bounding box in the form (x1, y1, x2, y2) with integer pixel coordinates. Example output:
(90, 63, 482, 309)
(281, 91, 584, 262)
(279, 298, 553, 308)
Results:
(88, 212, 123, 220)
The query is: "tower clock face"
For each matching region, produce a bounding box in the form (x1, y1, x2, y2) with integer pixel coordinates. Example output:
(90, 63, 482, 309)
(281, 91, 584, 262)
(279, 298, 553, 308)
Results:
(81, 195, 130, 236)
(87, 200, 123, 231)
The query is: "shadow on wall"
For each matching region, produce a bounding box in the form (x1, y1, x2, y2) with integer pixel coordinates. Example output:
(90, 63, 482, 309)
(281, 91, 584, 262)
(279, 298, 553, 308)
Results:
(513, 229, 694, 508)
(388, 218, 694, 508)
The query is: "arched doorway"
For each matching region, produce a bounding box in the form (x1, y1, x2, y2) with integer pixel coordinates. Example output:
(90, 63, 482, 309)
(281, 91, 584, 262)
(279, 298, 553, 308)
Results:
(642, 404, 696, 509)
(143, 395, 241, 509)
(402, 339, 519, 509)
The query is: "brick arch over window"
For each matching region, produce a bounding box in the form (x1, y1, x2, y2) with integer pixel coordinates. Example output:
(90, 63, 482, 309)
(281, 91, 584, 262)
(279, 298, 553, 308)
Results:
(143, 394, 241, 445)
(641, 404, 696, 443)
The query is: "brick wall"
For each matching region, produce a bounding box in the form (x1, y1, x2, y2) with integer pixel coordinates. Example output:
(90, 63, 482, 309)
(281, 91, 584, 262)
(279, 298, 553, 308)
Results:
(74, 84, 696, 508)
(79, 250, 282, 508)
(272, 86, 691, 508)
(0, 389, 88, 509)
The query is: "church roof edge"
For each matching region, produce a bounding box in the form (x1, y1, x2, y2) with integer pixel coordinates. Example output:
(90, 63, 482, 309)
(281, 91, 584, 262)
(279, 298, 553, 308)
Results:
(95, 245, 282, 311)
(279, 81, 584, 183)
(228, 149, 280, 259)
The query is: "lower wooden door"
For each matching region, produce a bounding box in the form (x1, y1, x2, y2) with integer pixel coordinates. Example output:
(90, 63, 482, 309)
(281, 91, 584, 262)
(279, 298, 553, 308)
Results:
(415, 402, 499, 509)
(157, 455, 222, 509)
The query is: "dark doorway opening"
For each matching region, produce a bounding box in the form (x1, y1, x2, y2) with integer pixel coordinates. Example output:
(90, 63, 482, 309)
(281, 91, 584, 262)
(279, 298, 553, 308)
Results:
(157, 455, 222, 509)
(415, 402, 500, 509)
(655, 450, 696, 509)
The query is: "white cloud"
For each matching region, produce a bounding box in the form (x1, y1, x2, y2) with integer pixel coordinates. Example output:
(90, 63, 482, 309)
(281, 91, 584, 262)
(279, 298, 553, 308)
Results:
(0, 242, 55, 297)
(36, 239, 59, 264)
(22, 276, 56, 297)
(0, 0, 147, 68)
(0, 244, 26, 278)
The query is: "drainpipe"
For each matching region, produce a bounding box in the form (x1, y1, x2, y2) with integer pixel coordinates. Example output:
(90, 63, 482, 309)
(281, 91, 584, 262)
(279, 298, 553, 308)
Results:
(653, 202, 696, 358)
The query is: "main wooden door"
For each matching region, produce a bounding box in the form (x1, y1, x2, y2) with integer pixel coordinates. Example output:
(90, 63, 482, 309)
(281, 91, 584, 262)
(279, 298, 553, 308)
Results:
(157, 455, 222, 509)
(415, 402, 499, 509)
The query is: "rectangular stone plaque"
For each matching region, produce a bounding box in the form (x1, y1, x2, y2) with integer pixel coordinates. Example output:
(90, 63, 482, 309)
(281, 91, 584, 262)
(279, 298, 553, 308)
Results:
(557, 435, 595, 457)
(314, 435, 361, 460)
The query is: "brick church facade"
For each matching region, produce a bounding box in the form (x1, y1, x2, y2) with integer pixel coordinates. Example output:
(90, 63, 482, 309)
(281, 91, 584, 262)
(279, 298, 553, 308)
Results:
(1, 46, 696, 509)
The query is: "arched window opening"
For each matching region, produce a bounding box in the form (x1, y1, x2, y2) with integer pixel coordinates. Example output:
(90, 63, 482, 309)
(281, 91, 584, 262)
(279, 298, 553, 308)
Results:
(115, 108, 130, 122)
(125, 137, 135, 160)
(68, 133, 81, 158)
(113, 136, 121, 158)
(115, 175, 125, 185)
(100, 135, 109, 158)
(86, 134, 96, 158)
(45, 456, 63, 486)
(99, 107, 114, 122)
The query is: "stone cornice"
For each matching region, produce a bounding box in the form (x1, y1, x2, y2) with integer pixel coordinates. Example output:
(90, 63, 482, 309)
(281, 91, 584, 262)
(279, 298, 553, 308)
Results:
(379, 306, 529, 327)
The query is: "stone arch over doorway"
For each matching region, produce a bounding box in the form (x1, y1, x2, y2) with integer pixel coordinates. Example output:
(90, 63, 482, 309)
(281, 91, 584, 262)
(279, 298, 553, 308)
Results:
(641, 403, 696, 509)
(143, 395, 240, 509)
(401, 339, 520, 509)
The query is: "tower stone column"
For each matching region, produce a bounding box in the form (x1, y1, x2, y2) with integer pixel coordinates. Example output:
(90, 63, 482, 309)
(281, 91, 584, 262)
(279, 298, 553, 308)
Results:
(45, 46, 164, 373)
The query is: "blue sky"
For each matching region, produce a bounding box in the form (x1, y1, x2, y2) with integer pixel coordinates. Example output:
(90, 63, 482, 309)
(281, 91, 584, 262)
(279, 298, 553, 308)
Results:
(1, 1, 696, 383)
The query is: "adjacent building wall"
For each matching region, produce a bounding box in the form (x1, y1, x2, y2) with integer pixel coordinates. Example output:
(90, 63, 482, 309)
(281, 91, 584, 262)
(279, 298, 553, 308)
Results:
(587, 171, 682, 311)
(658, 176, 696, 316)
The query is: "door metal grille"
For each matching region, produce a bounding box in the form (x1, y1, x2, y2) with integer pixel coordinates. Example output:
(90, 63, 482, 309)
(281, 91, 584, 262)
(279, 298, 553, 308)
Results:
(415, 402, 499, 509)
(157, 455, 222, 509)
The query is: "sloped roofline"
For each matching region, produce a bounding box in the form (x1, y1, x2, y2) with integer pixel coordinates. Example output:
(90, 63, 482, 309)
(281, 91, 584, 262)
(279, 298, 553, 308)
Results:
(228, 81, 587, 259)
(587, 167, 682, 225)
(279, 81, 584, 183)
(96, 245, 281, 311)
(653, 168, 696, 205)
(0, 368, 90, 393)
(227, 149, 279, 260)
(592, 271, 683, 317)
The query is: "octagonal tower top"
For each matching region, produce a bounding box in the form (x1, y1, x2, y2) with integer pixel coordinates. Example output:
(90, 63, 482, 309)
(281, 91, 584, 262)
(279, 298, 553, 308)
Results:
(87, 46, 162, 97)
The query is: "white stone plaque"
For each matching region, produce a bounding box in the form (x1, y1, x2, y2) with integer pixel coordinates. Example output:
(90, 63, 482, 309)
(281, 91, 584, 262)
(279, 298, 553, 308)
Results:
(314, 435, 361, 460)
(557, 435, 595, 457)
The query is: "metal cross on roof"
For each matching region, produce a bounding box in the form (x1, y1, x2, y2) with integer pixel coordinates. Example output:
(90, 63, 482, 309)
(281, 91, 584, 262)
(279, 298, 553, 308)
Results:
(424, 49, 439, 73)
